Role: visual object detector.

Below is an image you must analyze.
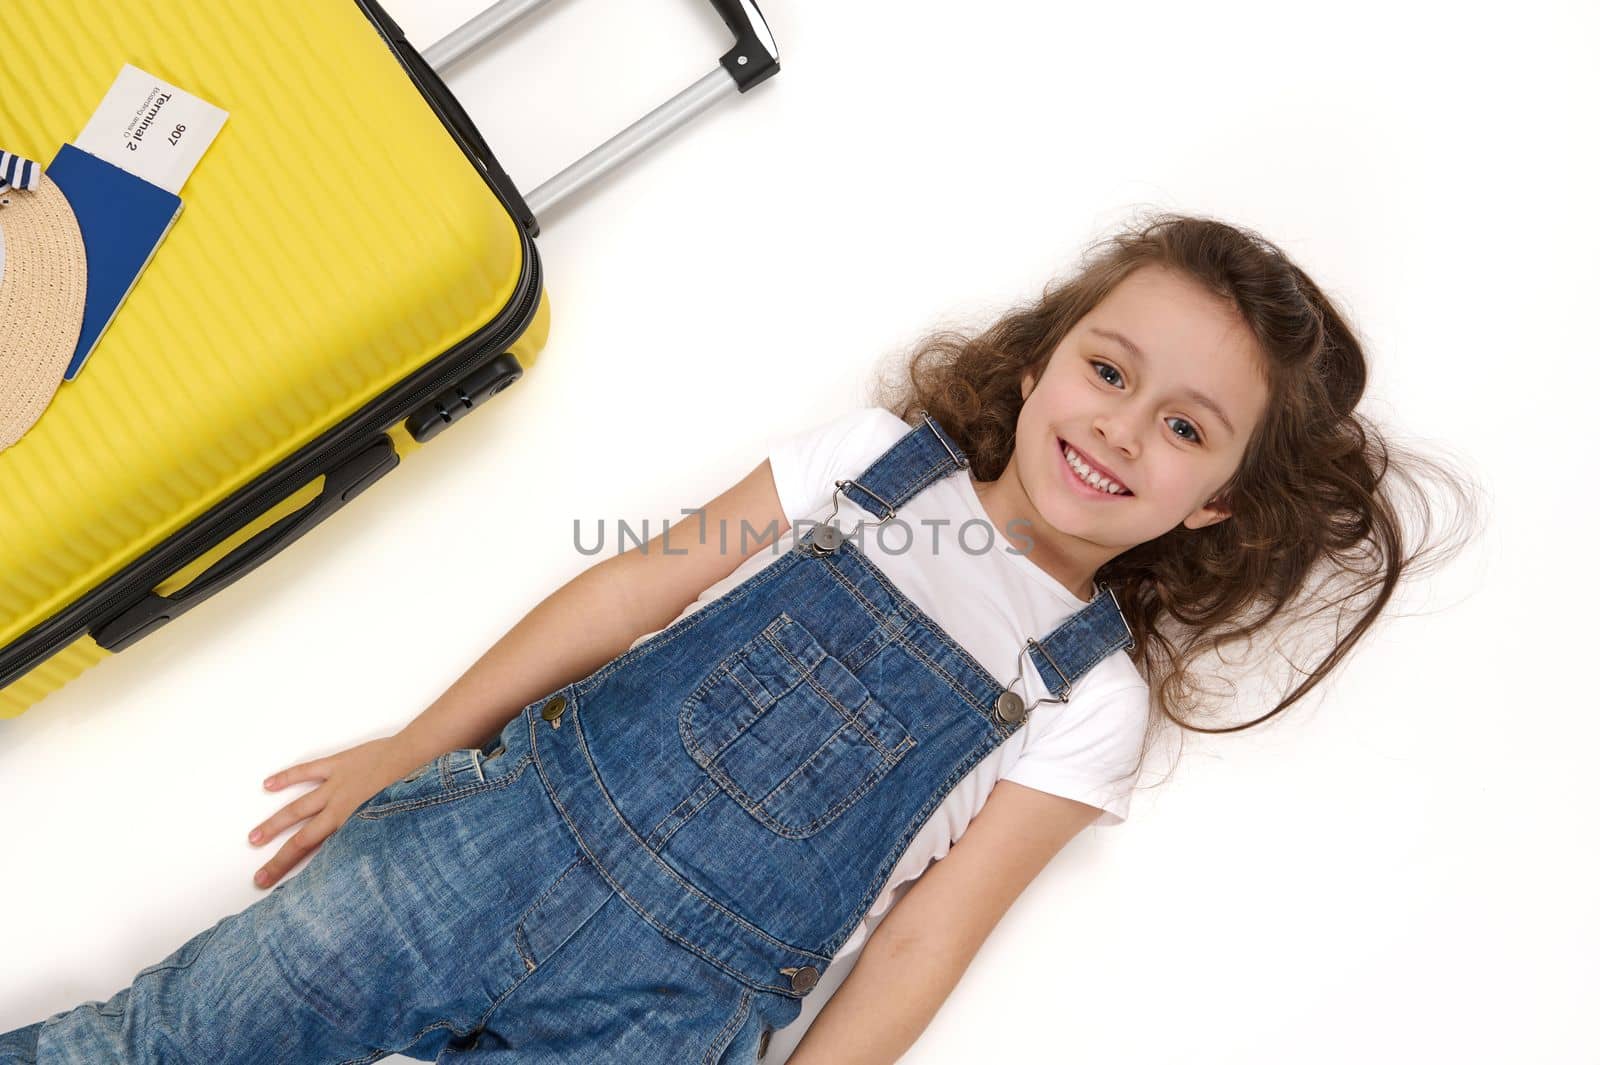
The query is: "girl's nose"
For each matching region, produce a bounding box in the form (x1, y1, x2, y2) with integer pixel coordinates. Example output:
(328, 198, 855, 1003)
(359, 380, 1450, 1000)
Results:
(1091, 415, 1139, 460)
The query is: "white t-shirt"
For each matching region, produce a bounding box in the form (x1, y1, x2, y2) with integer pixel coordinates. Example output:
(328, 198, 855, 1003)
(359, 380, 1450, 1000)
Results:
(626, 406, 1149, 1059)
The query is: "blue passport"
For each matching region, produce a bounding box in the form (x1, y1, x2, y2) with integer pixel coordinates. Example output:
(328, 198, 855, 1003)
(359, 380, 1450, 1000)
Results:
(45, 142, 183, 381)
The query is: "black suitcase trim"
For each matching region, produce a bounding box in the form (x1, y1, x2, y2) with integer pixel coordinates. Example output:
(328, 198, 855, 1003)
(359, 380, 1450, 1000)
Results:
(0, 0, 544, 688)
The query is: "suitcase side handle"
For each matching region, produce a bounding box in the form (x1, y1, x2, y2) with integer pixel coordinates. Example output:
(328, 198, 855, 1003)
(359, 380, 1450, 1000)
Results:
(90, 436, 400, 654)
(421, 0, 781, 227)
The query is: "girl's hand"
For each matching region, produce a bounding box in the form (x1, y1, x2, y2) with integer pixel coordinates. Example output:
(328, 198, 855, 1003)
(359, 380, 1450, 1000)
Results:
(246, 736, 421, 890)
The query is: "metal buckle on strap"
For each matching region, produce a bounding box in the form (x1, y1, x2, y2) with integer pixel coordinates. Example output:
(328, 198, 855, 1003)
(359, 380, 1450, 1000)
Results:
(1099, 579, 1135, 651)
(809, 411, 968, 556)
(991, 580, 1129, 726)
(993, 637, 1071, 726)
(916, 408, 970, 469)
(809, 478, 896, 554)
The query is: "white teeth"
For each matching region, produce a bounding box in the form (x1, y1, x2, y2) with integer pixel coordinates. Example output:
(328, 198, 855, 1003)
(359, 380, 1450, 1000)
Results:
(1064, 445, 1129, 495)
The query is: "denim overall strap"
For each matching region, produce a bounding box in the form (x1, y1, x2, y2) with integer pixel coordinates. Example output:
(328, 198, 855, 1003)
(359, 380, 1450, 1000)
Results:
(819, 409, 1136, 727)
(1007, 583, 1136, 721)
(836, 409, 970, 518)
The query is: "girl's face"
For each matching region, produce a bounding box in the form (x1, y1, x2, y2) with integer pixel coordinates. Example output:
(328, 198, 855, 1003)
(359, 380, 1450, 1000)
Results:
(992, 263, 1271, 594)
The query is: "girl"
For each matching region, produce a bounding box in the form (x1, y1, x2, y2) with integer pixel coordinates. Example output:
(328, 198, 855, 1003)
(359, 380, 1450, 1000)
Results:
(0, 212, 1468, 1064)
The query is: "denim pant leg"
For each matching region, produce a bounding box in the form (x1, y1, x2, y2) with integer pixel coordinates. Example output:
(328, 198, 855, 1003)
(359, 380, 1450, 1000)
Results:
(0, 741, 547, 1065)
(427, 848, 789, 1065)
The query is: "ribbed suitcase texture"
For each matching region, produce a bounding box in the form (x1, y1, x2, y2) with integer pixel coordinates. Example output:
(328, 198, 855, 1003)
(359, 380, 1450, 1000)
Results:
(0, 0, 547, 716)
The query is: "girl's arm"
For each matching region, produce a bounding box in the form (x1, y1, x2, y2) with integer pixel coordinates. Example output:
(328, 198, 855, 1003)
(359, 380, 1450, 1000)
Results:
(251, 459, 792, 889)
(390, 458, 792, 762)
(784, 781, 1104, 1065)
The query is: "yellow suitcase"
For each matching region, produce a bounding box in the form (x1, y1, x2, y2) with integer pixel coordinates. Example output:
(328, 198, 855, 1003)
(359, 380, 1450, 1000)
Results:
(0, 0, 780, 717)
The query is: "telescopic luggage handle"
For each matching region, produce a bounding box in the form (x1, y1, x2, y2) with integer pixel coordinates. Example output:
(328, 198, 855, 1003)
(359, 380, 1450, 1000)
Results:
(425, 0, 779, 227)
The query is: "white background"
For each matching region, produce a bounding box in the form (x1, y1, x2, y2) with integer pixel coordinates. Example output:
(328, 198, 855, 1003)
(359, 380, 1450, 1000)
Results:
(3, 0, 1597, 1061)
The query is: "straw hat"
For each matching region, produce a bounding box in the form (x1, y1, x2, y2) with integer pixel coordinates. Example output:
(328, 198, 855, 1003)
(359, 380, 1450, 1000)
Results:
(0, 150, 88, 453)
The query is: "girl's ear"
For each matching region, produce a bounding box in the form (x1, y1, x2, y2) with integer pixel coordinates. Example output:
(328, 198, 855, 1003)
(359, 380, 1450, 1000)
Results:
(1183, 493, 1233, 530)
(1021, 369, 1036, 401)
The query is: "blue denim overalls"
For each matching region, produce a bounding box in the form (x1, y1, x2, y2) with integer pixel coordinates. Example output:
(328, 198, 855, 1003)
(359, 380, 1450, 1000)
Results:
(0, 411, 1134, 1065)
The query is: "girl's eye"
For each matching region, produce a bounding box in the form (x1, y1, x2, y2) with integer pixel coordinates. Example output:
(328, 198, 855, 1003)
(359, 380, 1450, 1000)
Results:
(1090, 360, 1204, 445)
(1166, 417, 1202, 444)
(1091, 360, 1124, 387)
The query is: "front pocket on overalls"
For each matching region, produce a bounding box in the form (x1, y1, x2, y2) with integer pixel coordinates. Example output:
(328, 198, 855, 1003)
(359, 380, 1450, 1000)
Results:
(355, 715, 532, 821)
(354, 747, 485, 820)
(678, 612, 916, 839)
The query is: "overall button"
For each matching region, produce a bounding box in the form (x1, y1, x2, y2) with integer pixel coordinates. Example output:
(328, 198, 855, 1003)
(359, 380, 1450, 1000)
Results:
(993, 690, 1026, 725)
(758, 1026, 772, 1058)
(540, 695, 567, 729)
(782, 964, 820, 994)
(812, 525, 843, 552)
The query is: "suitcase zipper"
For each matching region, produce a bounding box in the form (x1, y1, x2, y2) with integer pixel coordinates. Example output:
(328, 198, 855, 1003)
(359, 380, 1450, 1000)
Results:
(0, 0, 542, 687)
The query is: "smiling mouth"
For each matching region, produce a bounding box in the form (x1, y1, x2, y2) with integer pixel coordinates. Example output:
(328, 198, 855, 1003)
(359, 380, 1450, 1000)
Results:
(1058, 438, 1133, 496)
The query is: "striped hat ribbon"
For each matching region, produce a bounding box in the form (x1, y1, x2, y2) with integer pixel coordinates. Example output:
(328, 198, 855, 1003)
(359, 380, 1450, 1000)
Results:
(0, 149, 44, 193)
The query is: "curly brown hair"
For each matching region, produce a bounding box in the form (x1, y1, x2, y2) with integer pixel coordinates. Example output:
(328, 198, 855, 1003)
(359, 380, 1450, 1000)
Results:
(873, 210, 1482, 767)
